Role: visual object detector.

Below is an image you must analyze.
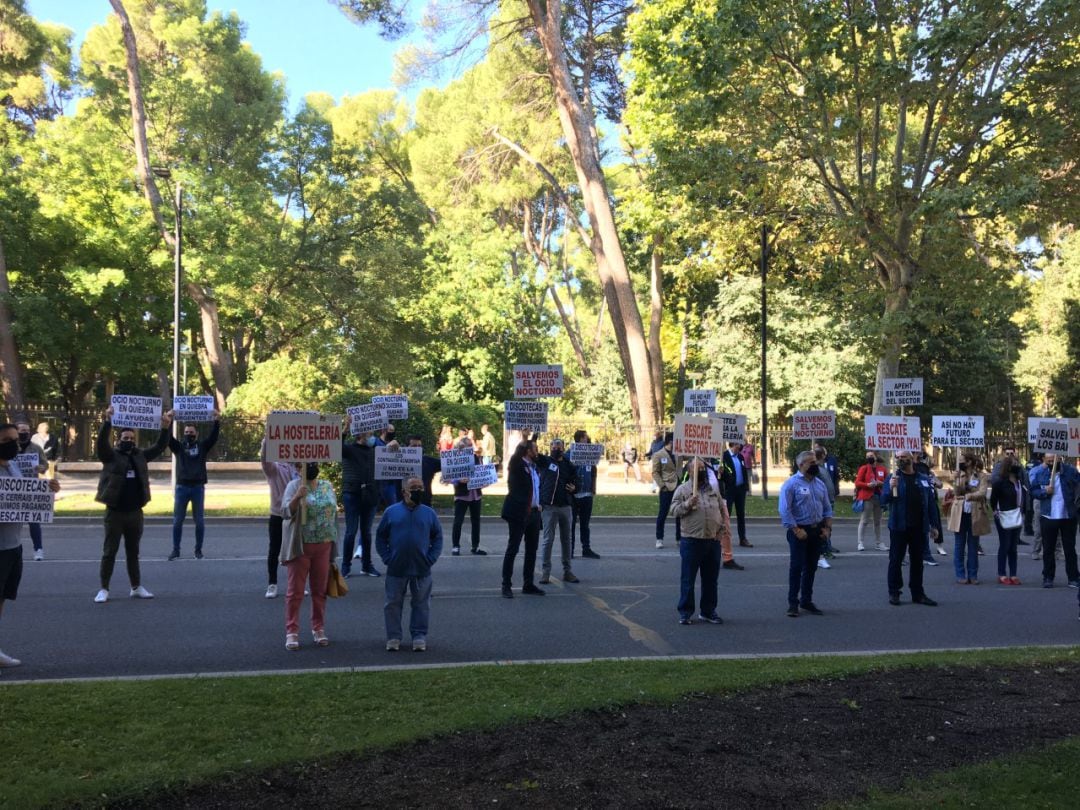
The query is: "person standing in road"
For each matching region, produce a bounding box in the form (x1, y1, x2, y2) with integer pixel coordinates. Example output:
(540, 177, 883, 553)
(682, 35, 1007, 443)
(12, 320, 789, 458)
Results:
(778, 450, 833, 618)
(450, 437, 485, 556)
(948, 453, 990, 585)
(854, 452, 887, 552)
(377, 477, 443, 652)
(671, 458, 725, 625)
(537, 438, 580, 584)
(990, 456, 1027, 585)
(881, 450, 940, 607)
(1, 422, 61, 669)
(93, 406, 172, 603)
(168, 412, 220, 560)
(374, 423, 400, 510)
(500, 439, 545, 598)
(260, 437, 298, 598)
(571, 429, 599, 559)
(651, 433, 678, 548)
(280, 462, 338, 650)
(721, 442, 753, 548)
(1029, 453, 1080, 589)
(14, 421, 48, 561)
(340, 430, 380, 578)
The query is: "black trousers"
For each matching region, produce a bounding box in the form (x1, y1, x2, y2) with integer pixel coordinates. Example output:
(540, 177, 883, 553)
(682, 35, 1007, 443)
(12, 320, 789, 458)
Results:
(502, 508, 541, 588)
(1041, 517, 1079, 582)
(453, 499, 482, 550)
(888, 526, 926, 598)
(571, 496, 594, 552)
(267, 514, 283, 585)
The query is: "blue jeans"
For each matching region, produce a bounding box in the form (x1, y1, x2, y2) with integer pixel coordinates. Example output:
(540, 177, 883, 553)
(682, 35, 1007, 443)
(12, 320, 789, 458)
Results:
(379, 482, 399, 510)
(996, 518, 1020, 577)
(172, 484, 205, 553)
(29, 522, 42, 551)
(786, 526, 822, 608)
(953, 511, 979, 580)
(384, 574, 432, 641)
(677, 539, 720, 618)
(656, 489, 675, 540)
(341, 490, 376, 575)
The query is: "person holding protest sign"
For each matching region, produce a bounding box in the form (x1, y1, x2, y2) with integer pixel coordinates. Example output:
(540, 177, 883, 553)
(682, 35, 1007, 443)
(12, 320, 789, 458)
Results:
(854, 452, 888, 552)
(913, 451, 946, 565)
(450, 437, 485, 556)
(500, 439, 545, 597)
(375, 424, 400, 510)
(167, 411, 221, 560)
(280, 462, 338, 650)
(1, 422, 62, 668)
(93, 406, 172, 603)
(376, 477, 443, 652)
(1029, 453, 1080, 589)
(14, 421, 48, 561)
(409, 435, 441, 507)
(537, 438, 580, 584)
(671, 457, 726, 625)
(651, 433, 678, 548)
(260, 438, 298, 598)
(340, 430, 380, 578)
(778, 451, 833, 618)
(571, 429, 600, 559)
(990, 455, 1028, 585)
(880, 450, 940, 607)
(947, 453, 990, 585)
(721, 442, 752, 548)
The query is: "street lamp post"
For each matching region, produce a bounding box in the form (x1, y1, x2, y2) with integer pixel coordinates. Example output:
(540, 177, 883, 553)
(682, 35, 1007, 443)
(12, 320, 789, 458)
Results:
(759, 224, 769, 499)
(153, 167, 182, 488)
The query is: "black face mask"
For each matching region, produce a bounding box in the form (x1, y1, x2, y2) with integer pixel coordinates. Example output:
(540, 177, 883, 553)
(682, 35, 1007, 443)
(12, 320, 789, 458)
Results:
(408, 488, 423, 505)
(551, 449, 564, 460)
(384, 432, 396, 443)
(0, 440, 18, 461)
(865, 457, 875, 464)
(806, 464, 819, 476)
(306, 463, 319, 480)
(17, 431, 31, 445)
(185, 436, 197, 446)
(118, 440, 135, 453)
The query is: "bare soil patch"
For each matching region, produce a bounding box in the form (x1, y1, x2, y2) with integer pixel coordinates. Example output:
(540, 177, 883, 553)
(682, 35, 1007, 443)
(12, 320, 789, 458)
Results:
(112, 662, 1080, 808)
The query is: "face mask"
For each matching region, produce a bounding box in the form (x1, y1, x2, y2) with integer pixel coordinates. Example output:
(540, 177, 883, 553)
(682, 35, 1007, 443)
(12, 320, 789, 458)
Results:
(408, 488, 423, 505)
(17, 431, 30, 444)
(697, 470, 709, 483)
(806, 464, 819, 476)
(365, 435, 377, 447)
(865, 457, 875, 464)
(118, 440, 135, 453)
(551, 449, 564, 460)
(306, 463, 319, 480)
(384, 431, 396, 442)
(0, 440, 18, 461)
(185, 436, 197, 446)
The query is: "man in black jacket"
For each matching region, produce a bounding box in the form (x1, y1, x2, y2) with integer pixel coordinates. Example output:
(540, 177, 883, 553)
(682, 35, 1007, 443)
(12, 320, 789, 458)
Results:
(341, 431, 380, 578)
(501, 439, 545, 597)
(722, 442, 753, 547)
(537, 438, 580, 584)
(168, 411, 220, 560)
(94, 406, 172, 603)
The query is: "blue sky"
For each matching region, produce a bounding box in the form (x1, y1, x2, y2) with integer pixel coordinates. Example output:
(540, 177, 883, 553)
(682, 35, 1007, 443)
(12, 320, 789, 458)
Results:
(27, 0, 424, 109)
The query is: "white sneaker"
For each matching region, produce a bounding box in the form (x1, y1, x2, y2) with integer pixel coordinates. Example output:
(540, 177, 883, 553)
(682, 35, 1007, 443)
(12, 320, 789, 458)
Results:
(817, 558, 831, 569)
(265, 584, 278, 599)
(386, 638, 400, 651)
(353, 549, 363, 559)
(33, 549, 44, 561)
(936, 545, 947, 555)
(875, 543, 889, 551)
(0, 649, 22, 668)
(412, 638, 427, 652)
(857, 542, 865, 552)
(655, 540, 664, 549)
(94, 589, 109, 603)
(130, 585, 154, 599)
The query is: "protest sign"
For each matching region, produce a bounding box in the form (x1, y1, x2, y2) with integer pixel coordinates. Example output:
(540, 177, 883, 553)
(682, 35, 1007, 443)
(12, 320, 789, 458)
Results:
(792, 410, 836, 440)
(1034, 420, 1070, 454)
(882, 378, 924, 407)
(466, 464, 499, 490)
(440, 448, 476, 484)
(683, 389, 716, 414)
(1027, 416, 1067, 445)
(931, 416, 985, 447)
(110, 394, 162, 431)
(375, 446, 423, 480)
(569, 443, 604, 466)
(371, 394, 408, 420)
(173, 395, 216, 422)
(709, 412, 747, 444)
(864, 416, 922, 452)
(265, 412, 342, 462)
(513, 365, 564, 398)
(504, 401, 548, 433)
(15, 453, 40, 478)
(347, 404, 388, 435)
(673, 414, 726, 458)
(0, 477, 54, 523)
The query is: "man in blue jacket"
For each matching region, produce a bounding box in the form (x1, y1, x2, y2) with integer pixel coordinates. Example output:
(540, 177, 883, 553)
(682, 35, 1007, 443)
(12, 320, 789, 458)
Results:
(376, 477, 443, 652)
(1029, 453, 1080, 588)
(881, 450, 939, 606)
(168, 412, 220, 560)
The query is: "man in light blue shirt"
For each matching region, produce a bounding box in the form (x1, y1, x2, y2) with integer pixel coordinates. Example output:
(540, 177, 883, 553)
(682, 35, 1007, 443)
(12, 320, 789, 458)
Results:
(778, 450, 833, 617)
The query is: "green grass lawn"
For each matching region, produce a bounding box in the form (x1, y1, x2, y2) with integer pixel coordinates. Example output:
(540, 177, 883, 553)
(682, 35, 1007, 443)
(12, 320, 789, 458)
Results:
(55, 492, 855, 518)
(2, 646, 1076, 808)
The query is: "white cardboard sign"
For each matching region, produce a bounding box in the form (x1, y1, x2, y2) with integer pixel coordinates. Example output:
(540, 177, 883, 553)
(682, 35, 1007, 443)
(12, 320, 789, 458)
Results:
(110, 395, 162, 431)
(0, 477, 55, 523)
(265, 412, 342, 462)
(792, 410, 836, 440)
(370, 395, 408, 420)
(173, 395, 216, 422)
(466, 464, 499, 490)
(673, 414, 726, 458)
(683, 389, 716, 414)
(709, 412, 747, 444)
(1027, 416, 1067, 446)
(513, 365, 564, 398)
(931, 416, 984, 448)
(864, 416, 922, 452)
(347, 404, 388, 435)
(440, 449, 476, 484)
(504, 401, 548, 432)
(882, 378, 924, 407)
(374, 446, 423, 480)
(569, 443, 604, 466)
(15, 453, 40, 478)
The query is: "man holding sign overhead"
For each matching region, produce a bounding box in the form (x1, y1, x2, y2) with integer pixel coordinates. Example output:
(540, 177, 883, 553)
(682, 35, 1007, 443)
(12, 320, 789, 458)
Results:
(1, 422, 61, 668)
(167, 409, 221, 560)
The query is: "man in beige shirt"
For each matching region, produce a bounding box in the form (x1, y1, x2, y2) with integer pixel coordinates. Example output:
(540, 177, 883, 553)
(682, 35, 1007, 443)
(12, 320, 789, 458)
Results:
(671, 458, 724, 625)
(651, 432, 679, 548)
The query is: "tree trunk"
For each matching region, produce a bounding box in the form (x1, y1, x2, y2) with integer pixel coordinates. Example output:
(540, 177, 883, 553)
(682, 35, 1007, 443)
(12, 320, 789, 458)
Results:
(109, 0, 234, 407)
(870, 257, 913, 415)
(526, 0, 659, 427)
(648, 236, 665, 420)
(0, 233, 28, 412)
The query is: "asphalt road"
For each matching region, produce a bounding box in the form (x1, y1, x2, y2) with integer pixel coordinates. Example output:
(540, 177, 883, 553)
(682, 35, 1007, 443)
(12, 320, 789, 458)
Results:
(3, 516, 1078, 682)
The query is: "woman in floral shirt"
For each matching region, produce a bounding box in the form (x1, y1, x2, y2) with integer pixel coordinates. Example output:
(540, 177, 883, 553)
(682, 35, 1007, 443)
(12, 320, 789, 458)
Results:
(281, 462, 338, 650)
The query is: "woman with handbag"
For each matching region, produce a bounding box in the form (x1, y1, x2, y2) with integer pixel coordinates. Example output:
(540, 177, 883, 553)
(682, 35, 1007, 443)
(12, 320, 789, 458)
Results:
(947, 453, 991, 584)
(854, 452, 888, 551)
(280, 462, 339, 650)
(990, 455, 1027, 585)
